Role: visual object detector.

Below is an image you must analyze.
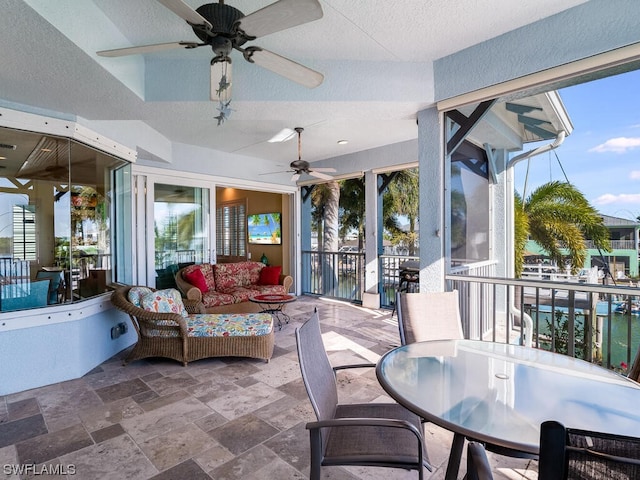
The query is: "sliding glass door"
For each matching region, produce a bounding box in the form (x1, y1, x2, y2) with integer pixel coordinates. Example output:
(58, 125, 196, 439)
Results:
(153, 183, 210, 289)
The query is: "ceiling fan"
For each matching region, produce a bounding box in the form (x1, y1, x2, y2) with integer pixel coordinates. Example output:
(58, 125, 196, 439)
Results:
(97, 0, 324, 101)
(287, 127, 335, 182)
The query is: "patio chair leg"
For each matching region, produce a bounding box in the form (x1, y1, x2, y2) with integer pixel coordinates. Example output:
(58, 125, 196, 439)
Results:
(309, 428, 323, 480)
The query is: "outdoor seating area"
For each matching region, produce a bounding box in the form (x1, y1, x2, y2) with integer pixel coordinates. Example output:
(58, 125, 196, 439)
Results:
(110, 286, 276, 366)
(175, 261, 293, 314)
(0, 295, 538, 479)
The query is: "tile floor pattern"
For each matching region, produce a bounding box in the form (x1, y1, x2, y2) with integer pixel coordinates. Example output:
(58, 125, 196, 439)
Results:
(0, 296, 538, 480)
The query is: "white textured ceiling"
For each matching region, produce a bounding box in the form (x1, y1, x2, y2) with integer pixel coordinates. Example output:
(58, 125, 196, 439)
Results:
(1, 0, 586, 168)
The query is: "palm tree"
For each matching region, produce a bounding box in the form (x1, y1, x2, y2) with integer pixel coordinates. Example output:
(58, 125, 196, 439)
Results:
(311, 181, 340, 294)
(514, 181, 610, 277)
(384, 168, 419, 255)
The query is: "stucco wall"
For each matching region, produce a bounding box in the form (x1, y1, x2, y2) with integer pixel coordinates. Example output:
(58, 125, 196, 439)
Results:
(434, 0, 640, 101)
(0, 298, 135, 395)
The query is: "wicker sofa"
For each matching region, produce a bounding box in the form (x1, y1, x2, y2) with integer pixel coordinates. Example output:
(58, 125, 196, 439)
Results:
(111, 286, 275, 366)
(175, 261, 293, 314)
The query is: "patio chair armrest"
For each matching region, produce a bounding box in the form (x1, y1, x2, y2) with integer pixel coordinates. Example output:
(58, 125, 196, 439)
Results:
(333, 363, 376, 373)
(306, 417, 424, 442)
(183, 298, 205, 314)
(136, 310, 188, 334)
(183, 286, 203, 302)
(279, 274, 293, 292)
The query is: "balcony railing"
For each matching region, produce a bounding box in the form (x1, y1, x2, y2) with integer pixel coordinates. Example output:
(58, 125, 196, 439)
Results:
(301, 250, 365, 301)
(447, 266, 640, 373)
(301, 251, 418, 306)
(585, 239, 637, 250)
(300, 251, 639, 373)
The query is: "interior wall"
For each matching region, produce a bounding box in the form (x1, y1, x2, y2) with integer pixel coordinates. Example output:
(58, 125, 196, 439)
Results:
(216, 187, 289, 273)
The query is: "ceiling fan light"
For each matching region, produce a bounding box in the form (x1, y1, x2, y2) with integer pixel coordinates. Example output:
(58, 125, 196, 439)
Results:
(268, 128, 296, 143)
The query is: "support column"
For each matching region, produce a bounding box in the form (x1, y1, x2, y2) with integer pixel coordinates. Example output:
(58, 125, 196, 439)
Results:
(300, 186, 313, 294)
(362, 170, 380, 308)
(418, 107, 446, 292)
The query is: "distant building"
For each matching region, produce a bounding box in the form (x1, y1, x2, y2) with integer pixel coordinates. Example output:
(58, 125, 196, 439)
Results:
(525, 214, 640, 278)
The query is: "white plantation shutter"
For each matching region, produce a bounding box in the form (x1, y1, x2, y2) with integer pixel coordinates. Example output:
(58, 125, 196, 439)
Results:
(216, 200, 246, 260)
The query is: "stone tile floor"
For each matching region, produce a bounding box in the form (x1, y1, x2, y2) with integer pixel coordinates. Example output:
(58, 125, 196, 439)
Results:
(0, 296, 538, 479)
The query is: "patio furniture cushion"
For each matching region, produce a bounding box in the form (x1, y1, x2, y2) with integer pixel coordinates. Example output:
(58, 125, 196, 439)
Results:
(250, 284, 288, 296)
(259, 265, 282, 285)
(0, 279, 51, 312)
(35, 270, 64, 304)
(128, 286, 153, 307)
(186, 313, 273, 337)
(214, 261, 263, 292)
(183, 267, 209, 293)
(141, 288, 188, 317)
(229, 286, 257, 303)
(201, 291, 237, 309)
(182, 263, 215, 292)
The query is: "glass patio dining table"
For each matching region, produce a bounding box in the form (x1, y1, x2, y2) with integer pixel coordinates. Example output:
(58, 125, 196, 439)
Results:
(376, 339, 640, 480)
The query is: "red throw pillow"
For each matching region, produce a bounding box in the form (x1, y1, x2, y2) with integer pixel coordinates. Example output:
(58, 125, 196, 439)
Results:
(259, 265, 282, 286)
(183, 267, 209, 293)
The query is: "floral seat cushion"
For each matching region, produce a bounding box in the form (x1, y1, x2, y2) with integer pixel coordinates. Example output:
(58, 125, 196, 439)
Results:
(141, 288, 189, 318)
(214, 261, 263, 293)
(201, 291, 238, 308)
(250, 284, 287, 296)
(128, 286, 153, 307)
(186, 313, 273, 337)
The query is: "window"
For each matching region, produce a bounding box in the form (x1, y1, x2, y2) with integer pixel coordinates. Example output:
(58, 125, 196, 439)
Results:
(12, 205, 36, 261)
(450, 141, 490, 264)
(216, 200, 246, 261)
(0, 127, 130, 311)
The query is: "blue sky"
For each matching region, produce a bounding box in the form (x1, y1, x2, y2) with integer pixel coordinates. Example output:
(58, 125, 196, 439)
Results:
(513, 68, 640, 221)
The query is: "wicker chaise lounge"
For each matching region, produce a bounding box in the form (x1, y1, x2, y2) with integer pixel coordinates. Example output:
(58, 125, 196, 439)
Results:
(111, 286, 275, 366)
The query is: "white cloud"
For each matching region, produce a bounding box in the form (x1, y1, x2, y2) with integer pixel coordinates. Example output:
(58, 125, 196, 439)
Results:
(631, 171, 640, 180)
(593, 193, 640, 205)
(589, 137, 640, 154)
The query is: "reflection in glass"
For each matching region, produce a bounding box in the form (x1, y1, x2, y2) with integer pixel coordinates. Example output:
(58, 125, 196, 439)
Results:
(450, 141, 490, 264)
(154, 184, 209, 289)
(0, 127, 129, 311)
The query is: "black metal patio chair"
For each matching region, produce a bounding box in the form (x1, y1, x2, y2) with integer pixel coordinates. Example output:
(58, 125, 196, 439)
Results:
(539, 420, 640, 479)
(466, 442, 494, 480)
(296, 308, 431, 479)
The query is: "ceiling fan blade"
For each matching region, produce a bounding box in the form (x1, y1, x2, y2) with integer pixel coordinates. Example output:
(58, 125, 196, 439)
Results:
(309, 170, 333, 181)
(237, 0, 322, 39)
(291, 172, 301, 182)
(245, 48, 323, 88)
(156, 0, 213, 31)
(311, 167, 337, 173)
(97, 41, 201, 57)
(210, 61, 232, 101)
